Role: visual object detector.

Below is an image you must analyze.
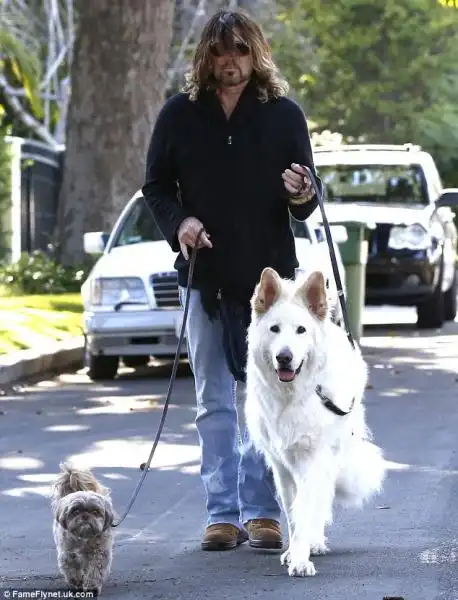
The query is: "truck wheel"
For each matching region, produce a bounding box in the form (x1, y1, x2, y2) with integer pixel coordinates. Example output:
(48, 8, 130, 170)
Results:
(87, 354, 119, 381)
(444, 269, 457, 321)
(416, 277, 445, 330)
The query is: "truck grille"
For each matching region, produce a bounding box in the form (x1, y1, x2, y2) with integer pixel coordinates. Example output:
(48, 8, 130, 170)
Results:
(150, 272, 180, 308)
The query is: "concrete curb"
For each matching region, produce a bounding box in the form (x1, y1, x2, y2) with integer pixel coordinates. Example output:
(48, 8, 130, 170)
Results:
(0, 336, 85, 386)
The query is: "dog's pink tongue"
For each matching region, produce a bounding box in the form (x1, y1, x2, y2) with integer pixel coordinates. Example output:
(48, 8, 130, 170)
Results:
(277, 369, 296, 382)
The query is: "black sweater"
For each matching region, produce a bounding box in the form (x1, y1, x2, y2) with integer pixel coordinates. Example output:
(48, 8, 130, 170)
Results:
(142, 79, 321, 302)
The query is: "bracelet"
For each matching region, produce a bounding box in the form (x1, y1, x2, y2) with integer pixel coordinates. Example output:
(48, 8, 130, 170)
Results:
(289, 187, 314, 205)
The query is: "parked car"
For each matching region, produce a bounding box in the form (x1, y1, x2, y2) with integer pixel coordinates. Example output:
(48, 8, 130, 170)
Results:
(313, 144, 458, 329)
(80, 190, 347, 380)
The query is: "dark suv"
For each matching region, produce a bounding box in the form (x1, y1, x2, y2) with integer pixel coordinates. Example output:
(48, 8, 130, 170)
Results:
(314, 144, 458, 329)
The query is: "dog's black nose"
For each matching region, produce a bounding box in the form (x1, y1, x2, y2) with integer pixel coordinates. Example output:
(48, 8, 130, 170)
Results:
(276, 348, 293, 366)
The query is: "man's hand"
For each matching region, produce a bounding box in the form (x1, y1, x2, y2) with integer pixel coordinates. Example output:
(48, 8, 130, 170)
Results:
(177, 216, 213, 260)
(282, 163, 314, 203)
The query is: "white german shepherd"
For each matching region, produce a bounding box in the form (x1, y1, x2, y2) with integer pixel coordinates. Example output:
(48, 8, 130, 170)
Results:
(244, 267, 386, 577)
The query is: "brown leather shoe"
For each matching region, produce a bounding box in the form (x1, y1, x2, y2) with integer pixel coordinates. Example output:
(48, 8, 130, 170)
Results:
(201, 523, 249, 551)
(245, 518, 283, 549)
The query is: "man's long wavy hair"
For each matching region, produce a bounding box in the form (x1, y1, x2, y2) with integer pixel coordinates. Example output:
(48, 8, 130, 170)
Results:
(182, 9, 289, 103)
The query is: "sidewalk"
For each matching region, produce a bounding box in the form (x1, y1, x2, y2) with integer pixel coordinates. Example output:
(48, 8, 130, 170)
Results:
(0, 336, 84, 386)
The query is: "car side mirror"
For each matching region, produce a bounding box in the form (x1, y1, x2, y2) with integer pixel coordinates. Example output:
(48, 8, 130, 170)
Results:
(83, 231, 109, 254)
(436, 189, 458, 208)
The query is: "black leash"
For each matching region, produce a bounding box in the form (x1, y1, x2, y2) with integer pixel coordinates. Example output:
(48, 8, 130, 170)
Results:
(302, 165, 356, 351)
(111, 227, 205, 528)
(302, 166, 357, 417)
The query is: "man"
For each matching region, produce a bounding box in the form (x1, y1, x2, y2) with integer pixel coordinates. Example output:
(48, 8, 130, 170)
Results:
(142, 9, 321, 552)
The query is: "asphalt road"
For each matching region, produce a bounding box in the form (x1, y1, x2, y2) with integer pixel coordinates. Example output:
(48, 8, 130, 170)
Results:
(1, 306, 458, 600)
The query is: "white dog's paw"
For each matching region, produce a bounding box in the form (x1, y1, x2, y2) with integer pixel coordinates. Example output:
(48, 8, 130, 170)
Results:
(280, 549, 291, 566)
(288, 557, 317, 577)
(310, 541, 330, 556)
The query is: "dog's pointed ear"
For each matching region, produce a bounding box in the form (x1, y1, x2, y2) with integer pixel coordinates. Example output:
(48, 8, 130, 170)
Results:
(252, 267, 282, 315)
(296, 271, 328, 321)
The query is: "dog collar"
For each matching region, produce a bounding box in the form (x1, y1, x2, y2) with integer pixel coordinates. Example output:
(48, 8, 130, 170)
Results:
(315, 385, 355, 416)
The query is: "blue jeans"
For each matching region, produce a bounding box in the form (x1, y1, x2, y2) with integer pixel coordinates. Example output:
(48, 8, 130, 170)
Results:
(179, 287, 280, 529)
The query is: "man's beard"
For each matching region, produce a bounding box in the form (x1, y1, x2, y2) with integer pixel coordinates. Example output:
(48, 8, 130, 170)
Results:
(215, 64, 249, 87)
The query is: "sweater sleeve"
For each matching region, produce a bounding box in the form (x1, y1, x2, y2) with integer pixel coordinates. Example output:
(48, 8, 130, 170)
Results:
(286, 101, 323, 222)
(142, 100, 188, 253)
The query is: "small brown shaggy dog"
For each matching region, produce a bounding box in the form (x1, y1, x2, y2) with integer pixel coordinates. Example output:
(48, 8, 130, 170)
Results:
(50, 462, 116, 595)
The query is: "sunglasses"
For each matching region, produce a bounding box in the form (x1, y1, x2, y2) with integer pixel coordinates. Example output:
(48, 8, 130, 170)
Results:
(209, 41, 250, 57)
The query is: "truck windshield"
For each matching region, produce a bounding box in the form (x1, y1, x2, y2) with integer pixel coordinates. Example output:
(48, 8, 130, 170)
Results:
(318, 164, 428, 205)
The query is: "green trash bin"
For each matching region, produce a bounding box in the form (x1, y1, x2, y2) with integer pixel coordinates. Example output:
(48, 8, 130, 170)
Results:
(330, 219, 375, 342)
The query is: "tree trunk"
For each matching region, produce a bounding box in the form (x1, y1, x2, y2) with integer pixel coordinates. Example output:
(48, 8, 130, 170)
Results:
(57, 0, 175, 265)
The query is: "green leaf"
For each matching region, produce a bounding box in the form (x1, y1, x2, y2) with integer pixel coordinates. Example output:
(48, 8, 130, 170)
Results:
(0, 26, 43, 119)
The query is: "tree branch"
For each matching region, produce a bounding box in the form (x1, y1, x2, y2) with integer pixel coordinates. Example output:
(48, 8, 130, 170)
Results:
(0, 73, 61, 149)
(0, 85, 58, 100)
(167, 0, 207, 89)
(40, 41, 71, 90)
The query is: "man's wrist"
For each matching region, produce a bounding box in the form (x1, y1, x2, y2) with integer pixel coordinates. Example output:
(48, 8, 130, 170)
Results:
(289, 188, 315, 205)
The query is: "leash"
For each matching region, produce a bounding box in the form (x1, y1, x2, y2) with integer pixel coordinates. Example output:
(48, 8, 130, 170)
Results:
(111, 226, 205, 528)
(302, 166, 357, 417)
(302, 166, 356, 351)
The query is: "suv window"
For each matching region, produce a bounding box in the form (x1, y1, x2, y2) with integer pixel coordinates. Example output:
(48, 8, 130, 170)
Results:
(113, 197, 164, 247)
(319, 164, 428, 205)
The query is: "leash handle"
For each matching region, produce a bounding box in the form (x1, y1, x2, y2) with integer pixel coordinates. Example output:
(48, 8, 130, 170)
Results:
(111, 226, 205, 528)
(301, 166, 356, 350)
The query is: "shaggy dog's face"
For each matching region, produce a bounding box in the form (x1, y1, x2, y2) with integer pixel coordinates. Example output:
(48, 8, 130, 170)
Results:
(250, 268, 328, 383)
(55, 491, 113, 539)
